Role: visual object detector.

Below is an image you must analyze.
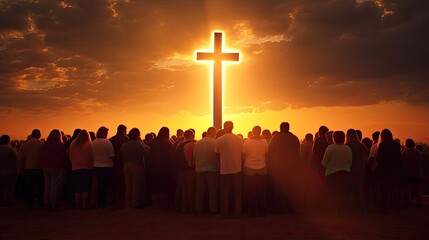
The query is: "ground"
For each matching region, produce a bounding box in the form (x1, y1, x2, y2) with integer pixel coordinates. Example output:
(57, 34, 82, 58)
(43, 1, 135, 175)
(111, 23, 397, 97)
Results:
(1, 199, 429, 240)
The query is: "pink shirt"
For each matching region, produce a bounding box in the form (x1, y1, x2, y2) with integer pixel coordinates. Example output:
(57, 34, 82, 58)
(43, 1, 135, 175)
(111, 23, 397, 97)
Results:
(70, 141, 94, 170)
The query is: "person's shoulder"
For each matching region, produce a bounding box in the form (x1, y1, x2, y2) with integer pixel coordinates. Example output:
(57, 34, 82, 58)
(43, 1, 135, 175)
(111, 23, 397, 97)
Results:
(135, 141, 145, 148)
(216, 134, 226, 142)
(184, 141, 196, 149)
(234, 134, 242, 140)
(243, 139, 251, 147)
(99, 138, 112, 145)
(359, 142, 368, 149)
(410, 148, 424, 156)
(3, 144, 14, 151)
(234, 135, 243, 144)
(120, 140, 130, 148)
(344, 144, 352, 151)
(205, 137, 216, 143)
(402, 148, 411, 154)
(325, 144, 335, 151)
(288, 132, 299, 140)
(19, 141, 28, 148)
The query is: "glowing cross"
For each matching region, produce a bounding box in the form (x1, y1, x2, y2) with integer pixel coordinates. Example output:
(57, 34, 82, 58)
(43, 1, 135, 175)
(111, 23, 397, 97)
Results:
(197, 32, 239, 130)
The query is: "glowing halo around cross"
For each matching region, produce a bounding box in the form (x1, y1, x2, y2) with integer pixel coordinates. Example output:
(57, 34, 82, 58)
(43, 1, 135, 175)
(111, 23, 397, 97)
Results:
(195, 31, 241, 130)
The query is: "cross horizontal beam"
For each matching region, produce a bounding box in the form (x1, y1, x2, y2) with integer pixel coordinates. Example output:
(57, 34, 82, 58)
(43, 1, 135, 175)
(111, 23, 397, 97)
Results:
(196, 52, 239, 62)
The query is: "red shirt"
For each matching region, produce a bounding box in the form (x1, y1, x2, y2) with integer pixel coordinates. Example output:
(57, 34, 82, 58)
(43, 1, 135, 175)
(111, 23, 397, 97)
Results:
(70, 141, 94, 170)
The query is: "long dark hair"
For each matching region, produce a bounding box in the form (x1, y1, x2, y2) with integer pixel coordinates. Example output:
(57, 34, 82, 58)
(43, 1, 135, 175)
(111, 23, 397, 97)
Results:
(158, 127, 169, 140)
(47, 129, 63, 143)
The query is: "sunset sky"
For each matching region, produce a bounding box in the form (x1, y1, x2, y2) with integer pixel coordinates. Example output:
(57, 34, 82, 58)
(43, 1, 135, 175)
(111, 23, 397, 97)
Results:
(0, 0, 428, 143)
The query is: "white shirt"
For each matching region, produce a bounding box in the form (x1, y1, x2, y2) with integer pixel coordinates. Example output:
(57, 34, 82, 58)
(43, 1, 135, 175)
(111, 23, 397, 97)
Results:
(92, 138, 115, 167)
(193, 137, 219, 172)
(242, 137, 268, 169)
(215, 133, 243, 174)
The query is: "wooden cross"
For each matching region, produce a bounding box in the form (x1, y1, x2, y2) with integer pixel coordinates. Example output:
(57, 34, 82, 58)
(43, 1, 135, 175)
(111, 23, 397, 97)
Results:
(197, 32, 239, 130)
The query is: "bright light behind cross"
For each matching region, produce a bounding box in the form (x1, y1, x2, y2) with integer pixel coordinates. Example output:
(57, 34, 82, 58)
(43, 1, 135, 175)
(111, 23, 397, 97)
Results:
(196, 31, 240, 130)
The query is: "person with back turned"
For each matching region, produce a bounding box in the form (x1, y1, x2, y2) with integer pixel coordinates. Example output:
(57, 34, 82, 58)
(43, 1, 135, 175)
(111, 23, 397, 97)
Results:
(215, 121, 243, 217)
(18, 129, 44, 208)
(194, 127, 219, 215)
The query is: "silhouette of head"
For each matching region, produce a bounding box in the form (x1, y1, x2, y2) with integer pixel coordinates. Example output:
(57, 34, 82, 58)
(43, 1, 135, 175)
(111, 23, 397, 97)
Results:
(318, 126, 329, 139)
(252, 126, 261, 137)
(71, 129, 81, 140)
(280, 122, 290, 133)
(129, 128, 141, 141)
(47, 129, 62, 143)
(346, 129, 358, 143)
(189, 128, 195, 135)
(333, 131, 345, 144)
(262, 129, 272, 140)
(362, 137, 372, 149)
(405, 139, 415, 148)
(0, 135, 10, 144)
(223, 121, 233, 133)
(31, 129, 41, 138)
(176, 129, 184, 138)
(216, 129, 225, 139)
(158, 127, 170, 140)
(305, 133, 313, 143)
(207, 127, 216, 138)
(89, 131, 96, 141)
(145, 133, 154, 144)
(380, 129, 393, 142)
(96, 126, 109, 139)
(184, 130, 194, 141)
(62, 134, 68, 143)
(117, 124, 127, 135)
(395, 139, 401, 145)
(202, 132, 207, 138)
(372, 131, 380, 142)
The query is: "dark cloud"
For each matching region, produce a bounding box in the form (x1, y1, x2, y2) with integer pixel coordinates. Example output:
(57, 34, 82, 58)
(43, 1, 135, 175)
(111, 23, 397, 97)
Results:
(0, 0, 428, 116)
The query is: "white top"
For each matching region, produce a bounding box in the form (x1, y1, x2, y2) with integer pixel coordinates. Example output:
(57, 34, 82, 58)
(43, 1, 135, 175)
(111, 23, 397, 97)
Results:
(215, 133, 243, 174)
(92, 138, 115, 167)
(242, 137, 268, 169)
(322, 144, 352, 176)
(193, 137, 219, 172)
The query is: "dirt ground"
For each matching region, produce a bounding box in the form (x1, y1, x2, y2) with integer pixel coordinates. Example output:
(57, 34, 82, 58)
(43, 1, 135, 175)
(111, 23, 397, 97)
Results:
(1, 199, 429, 240)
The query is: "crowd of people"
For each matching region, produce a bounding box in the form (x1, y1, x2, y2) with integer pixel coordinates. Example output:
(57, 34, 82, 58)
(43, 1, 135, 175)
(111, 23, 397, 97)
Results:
(0, 121, 428, 217)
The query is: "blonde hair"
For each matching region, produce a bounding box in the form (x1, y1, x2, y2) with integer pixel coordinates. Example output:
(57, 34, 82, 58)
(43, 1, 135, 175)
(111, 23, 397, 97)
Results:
(74, 129, 91, 147)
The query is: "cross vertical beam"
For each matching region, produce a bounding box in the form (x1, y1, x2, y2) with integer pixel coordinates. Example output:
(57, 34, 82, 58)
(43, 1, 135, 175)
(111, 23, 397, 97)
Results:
(196, 32, 239, 130)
